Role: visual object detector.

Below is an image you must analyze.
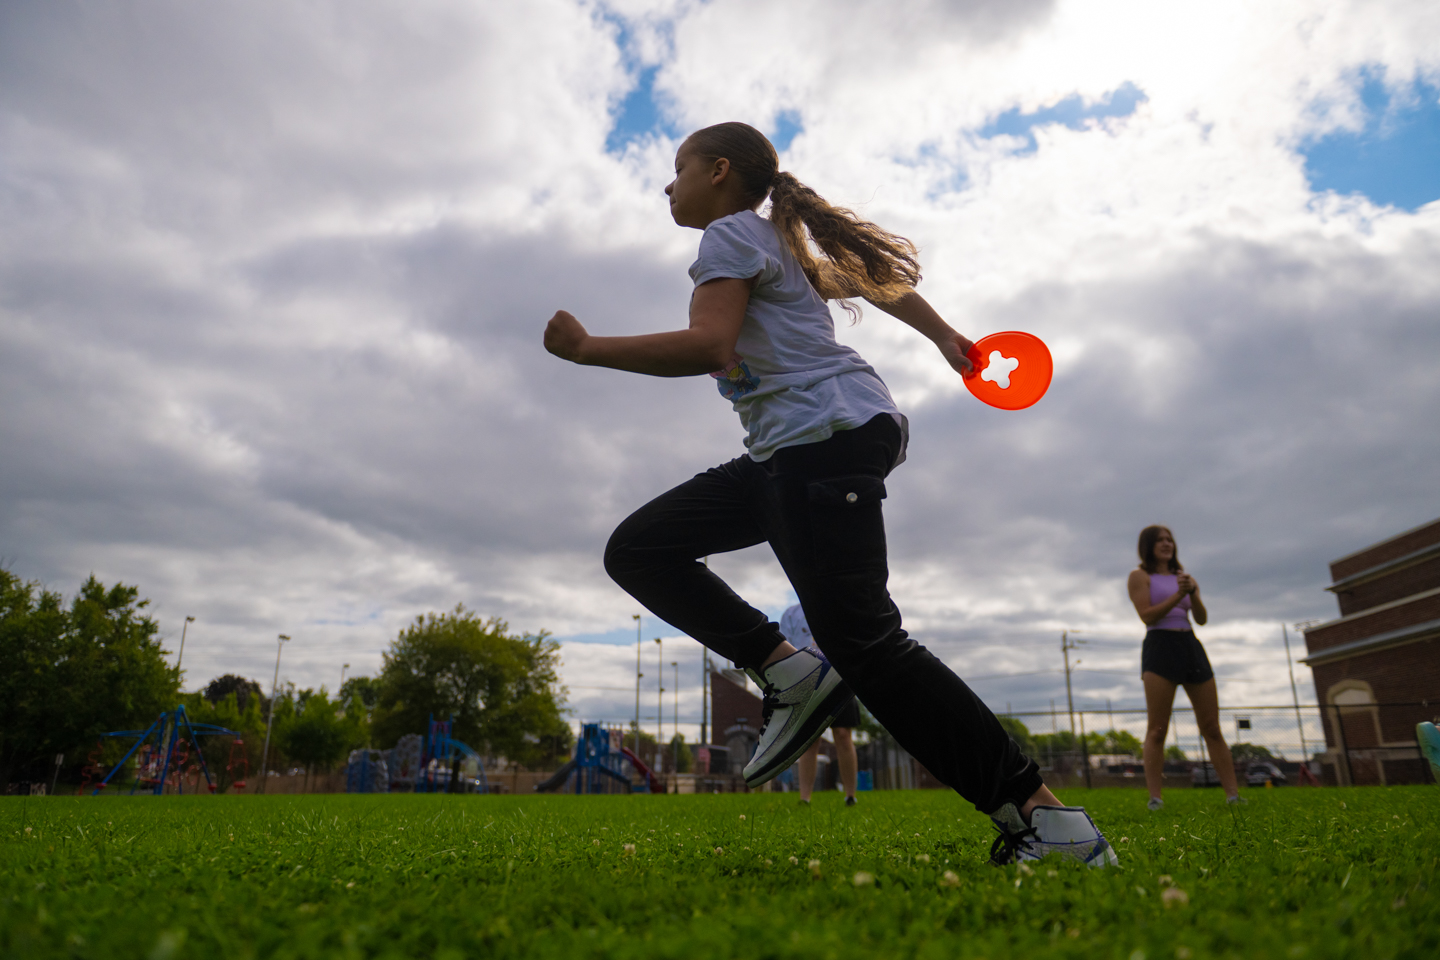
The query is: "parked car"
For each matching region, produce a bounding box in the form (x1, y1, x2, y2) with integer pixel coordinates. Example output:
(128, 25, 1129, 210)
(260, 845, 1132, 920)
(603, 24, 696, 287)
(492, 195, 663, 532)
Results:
(1191, 762, 1221, 787)
(1245, 761, 1287, 786)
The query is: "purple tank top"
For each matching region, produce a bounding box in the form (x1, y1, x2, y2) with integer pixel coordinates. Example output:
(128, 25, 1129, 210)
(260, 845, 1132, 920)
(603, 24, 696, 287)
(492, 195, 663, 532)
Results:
(1149, 573, 1192, 631)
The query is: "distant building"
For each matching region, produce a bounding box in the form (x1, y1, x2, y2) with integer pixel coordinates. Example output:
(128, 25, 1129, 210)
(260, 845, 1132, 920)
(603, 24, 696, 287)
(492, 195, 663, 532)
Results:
(1301, 516, 1440, 785)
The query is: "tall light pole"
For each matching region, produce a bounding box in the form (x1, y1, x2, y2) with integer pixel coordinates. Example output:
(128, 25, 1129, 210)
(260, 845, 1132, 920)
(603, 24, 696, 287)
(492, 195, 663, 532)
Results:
(633, 614, 642, 759)
(1061, 630, 1085, 738)
(671, 660, 679, 772)
(259, 634, 290, 795)
(340, 663, 350, 694)
(655, 638, 664, 752)
(175, 615, 196, 677)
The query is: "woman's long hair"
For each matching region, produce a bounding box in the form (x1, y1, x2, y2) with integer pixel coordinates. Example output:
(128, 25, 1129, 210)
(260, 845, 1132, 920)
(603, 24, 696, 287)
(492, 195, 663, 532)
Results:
(684, 122, 920, 314)
(1137, 525, 1183, 574)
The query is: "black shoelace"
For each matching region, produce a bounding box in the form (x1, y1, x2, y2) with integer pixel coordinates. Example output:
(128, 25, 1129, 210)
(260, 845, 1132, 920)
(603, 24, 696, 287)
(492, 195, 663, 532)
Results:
(989, 824, 1038, 866)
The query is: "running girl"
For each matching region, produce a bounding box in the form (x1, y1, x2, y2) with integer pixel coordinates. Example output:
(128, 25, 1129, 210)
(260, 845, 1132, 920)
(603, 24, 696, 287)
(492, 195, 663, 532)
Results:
(544, 122, 1115, 866)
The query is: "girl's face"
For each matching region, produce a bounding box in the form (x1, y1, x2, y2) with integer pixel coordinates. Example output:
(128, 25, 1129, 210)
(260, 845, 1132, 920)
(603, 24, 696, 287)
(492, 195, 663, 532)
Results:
(665, 144, 720, 229)
(1153, 530, 1176, 560)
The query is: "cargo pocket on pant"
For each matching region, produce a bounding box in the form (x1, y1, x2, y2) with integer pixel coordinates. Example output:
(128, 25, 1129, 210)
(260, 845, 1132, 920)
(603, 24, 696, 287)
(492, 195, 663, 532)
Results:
(806, 475, 888, 574)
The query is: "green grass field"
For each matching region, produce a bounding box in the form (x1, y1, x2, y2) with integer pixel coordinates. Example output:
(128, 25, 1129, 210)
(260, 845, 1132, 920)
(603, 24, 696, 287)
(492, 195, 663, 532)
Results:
(2, 787, 1434, 959)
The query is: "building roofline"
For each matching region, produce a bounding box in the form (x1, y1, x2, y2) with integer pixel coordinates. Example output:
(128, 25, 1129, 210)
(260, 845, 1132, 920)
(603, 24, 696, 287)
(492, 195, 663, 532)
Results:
(1326, 539, 1440, 593)
(1299, 617, 1440, 667)
(1303, 585, 1440, 636)
(1329, 516, 1440, 568)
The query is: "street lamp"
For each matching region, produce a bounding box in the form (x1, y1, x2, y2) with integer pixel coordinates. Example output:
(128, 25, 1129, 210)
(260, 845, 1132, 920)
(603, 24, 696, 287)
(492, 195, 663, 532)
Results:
(655, 638, 664, 754)
(176, 615, 196, 677)
(259, 634, 290, 794)
(633, 614, 642, 759)
(340, 662, 350, 693)
(671, 660, 679, 775)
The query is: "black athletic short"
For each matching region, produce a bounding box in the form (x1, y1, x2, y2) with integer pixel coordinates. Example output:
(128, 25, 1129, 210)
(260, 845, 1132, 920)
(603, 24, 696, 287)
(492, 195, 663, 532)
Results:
(832, 699, 861, 730)
(1141, 629, 1215, 685)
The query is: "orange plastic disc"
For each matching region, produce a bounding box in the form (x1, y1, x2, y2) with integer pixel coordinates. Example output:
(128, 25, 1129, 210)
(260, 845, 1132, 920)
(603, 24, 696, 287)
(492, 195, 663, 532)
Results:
(963, 331, 1053, 410)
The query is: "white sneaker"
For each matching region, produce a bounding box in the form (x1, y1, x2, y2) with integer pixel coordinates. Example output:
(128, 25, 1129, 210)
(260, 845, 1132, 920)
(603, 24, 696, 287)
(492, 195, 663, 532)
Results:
(989, 803, 1119, 868)
(741, 648, 854, 788)
(1147, 796, 1164, 811)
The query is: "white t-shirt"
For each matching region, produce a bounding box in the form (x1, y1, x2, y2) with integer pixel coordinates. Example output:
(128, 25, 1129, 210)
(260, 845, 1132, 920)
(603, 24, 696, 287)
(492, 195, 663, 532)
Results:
(689, 210, 905, 463)
(777, 604, 815, 652)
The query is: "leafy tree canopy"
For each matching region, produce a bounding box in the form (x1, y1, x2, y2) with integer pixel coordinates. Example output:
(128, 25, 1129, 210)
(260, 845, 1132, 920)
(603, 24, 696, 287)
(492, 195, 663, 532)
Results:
(371, 607, 571, 767)
(0, 568, 177, 784)
(339, 675, 381, 712)
(203, 675, 264, 712)
(1230, 742, 1275, 762)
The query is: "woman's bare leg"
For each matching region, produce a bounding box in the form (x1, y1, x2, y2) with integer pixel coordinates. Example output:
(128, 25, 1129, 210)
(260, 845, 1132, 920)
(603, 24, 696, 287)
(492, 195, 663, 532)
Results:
(833, 727, 857, 800)
(797, 740, 819, 802)
(1187, 678, 1240, 798)
(1143, 671, 1179, 801)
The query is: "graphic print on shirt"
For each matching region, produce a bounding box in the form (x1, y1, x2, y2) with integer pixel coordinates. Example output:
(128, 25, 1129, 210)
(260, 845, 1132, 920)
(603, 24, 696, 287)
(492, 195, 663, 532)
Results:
(711, 354, 760, 401)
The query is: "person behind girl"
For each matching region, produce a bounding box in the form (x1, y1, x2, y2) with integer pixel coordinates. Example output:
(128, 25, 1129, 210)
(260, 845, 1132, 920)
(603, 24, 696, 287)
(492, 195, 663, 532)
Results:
(543, 121, 1115, 867)
(777, 602, 859, 806)
(1128, 524, 1243, 809)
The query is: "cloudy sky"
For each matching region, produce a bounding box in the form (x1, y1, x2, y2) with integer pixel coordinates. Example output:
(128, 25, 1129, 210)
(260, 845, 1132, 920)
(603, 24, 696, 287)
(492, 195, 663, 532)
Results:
(3, 0, 1437, 749)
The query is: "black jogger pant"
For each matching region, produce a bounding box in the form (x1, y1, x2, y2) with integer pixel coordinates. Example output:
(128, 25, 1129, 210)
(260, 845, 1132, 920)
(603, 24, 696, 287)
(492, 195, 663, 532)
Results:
(604, 414, 1042, 814)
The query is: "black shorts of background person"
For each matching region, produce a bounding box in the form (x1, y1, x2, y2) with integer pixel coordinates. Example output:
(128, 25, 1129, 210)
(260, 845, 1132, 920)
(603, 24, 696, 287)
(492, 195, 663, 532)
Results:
(1140, 629, 1215, 686)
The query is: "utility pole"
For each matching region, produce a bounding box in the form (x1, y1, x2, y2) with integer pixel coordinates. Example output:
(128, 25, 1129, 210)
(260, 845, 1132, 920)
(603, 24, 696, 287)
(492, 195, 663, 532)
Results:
(633, 614, 642, 759)
(340, 662, 350, 694)
(1285, 622, 1317, 761)
(1061, 630, 1085, 738)
(259, 634, 290, 794)
(671, 660, 679, 775)
(175, 615, 195, 676)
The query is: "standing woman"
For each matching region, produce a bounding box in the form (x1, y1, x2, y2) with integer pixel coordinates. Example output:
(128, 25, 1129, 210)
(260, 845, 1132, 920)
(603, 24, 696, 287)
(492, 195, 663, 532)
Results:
(544, 122, 1115, 866)
(1128, 525, 1242, 810)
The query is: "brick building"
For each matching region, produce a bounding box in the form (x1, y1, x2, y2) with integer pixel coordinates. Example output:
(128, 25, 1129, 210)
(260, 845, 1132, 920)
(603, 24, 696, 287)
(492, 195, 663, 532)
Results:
(1301, 516, 1440, 785)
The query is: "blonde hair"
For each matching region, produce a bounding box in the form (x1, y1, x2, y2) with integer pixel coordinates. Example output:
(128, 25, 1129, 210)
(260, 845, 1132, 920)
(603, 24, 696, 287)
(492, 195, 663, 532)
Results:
(683, 122, 921, 314)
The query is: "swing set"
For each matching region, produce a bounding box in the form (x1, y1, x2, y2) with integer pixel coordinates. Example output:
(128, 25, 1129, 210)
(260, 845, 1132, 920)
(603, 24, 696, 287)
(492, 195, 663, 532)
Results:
(84, 704, 245, 796)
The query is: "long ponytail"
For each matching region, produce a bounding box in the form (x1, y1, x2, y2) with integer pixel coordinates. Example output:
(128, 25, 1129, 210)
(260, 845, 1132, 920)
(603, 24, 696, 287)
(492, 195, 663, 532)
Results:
(684, 122, 922, 311)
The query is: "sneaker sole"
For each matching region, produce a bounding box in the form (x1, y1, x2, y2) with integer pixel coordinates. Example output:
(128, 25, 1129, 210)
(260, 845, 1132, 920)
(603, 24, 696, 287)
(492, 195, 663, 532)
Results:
(742, 679, 855, 788)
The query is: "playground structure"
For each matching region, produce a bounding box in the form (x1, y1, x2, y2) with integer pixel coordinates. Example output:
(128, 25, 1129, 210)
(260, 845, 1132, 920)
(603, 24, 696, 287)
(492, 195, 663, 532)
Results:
(534, 723, 661, 794)
(413, 715, 489, 794)
(349, 715, 489, 794)
(86, 704, 242, 796)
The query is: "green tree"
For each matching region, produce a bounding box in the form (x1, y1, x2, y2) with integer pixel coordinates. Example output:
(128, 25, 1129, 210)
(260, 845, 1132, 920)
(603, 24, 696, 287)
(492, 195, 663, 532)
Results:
(1164, 745, 1188, 762)
(997, 716, 1034, 756)
(281, 689, 359, 790)
(1084, 728, 1143, 757)
(371, 607, 571, 767)
(1230, 742, 1274, 762)
(668, 733, 694, 773)
(0, 568, 177, 787)
(339, 675, 381, 714)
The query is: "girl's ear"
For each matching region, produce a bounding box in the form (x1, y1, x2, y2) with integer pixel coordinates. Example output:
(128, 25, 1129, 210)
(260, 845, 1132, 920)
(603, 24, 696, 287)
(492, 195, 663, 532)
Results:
(709, 157, 732, 186)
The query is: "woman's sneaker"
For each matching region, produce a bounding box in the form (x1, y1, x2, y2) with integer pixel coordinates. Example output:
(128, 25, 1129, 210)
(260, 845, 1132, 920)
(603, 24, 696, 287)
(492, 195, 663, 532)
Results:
(1147, 797, 1164, 811)
(741, 648, 854, 787)
(989, 803, 1119, 868)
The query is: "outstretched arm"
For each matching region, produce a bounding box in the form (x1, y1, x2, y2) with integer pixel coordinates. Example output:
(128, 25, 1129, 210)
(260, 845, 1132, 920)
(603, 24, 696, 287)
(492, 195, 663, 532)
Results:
(865, 291, 975, 376)
(544, 277, 751, 377)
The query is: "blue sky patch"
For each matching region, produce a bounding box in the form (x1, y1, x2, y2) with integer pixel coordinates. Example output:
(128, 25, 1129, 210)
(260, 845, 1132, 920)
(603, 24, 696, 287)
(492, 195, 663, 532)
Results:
(606, 63, 676, 153)
(980, 82, 1147, 155)
(770, 110, 803, 153)
(1301, 72, 1440, 212)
